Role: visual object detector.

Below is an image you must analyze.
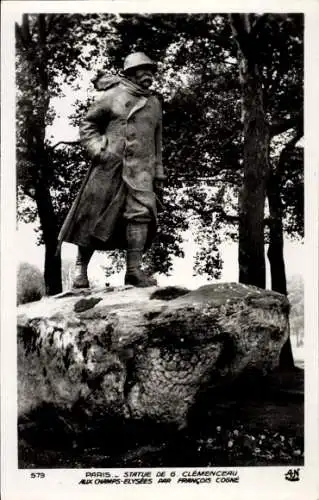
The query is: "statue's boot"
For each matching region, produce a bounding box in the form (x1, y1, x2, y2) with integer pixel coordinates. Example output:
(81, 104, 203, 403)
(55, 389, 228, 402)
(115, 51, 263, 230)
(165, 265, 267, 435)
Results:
(73, 246, 94, 288)
(125, 223, 157, 287)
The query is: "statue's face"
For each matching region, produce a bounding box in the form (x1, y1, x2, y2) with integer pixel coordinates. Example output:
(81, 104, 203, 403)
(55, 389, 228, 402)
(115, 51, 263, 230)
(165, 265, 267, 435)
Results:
(130, 66, 154, 89)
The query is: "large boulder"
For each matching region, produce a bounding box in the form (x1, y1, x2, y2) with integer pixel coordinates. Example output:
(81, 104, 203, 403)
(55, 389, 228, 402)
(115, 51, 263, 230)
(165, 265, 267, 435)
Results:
(18, 283, 289, 430)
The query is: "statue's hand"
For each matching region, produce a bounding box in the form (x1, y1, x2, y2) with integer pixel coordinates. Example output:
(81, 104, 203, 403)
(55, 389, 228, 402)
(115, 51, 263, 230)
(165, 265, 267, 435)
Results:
(153, 178, 165, 193)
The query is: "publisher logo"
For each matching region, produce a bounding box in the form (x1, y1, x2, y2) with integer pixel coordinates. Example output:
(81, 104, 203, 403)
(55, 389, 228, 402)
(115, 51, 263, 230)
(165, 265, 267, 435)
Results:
(285, 469, 300, 482)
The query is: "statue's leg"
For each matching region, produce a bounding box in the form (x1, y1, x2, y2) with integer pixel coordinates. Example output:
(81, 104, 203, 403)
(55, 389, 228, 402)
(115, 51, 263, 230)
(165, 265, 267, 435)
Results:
(125, 222, 157, 287)
(72, 246, 94, 289)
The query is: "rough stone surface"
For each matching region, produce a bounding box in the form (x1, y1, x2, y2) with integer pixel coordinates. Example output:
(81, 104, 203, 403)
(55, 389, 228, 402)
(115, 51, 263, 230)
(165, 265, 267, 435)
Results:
(18, 283, 289, 429)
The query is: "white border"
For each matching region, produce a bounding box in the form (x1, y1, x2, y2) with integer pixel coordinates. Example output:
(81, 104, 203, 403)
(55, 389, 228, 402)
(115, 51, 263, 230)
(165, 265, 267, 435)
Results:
(1, 2, 318, 499)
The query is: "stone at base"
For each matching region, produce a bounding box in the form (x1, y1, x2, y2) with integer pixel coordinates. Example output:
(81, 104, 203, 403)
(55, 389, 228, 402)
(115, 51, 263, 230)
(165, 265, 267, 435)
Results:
(125, 270, 157, 287)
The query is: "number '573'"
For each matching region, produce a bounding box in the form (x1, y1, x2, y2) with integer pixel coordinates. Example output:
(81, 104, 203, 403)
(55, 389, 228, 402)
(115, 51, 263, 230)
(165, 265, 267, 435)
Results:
(30, 472, 46, 479)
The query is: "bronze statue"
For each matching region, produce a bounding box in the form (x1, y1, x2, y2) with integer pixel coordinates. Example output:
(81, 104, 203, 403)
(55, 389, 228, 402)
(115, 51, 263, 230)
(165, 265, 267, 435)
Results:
(58, 52, 165, 288)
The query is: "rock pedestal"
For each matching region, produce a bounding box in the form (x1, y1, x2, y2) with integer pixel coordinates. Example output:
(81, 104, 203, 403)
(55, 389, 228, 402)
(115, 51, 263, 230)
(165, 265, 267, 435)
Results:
(18, 283, 289, 430)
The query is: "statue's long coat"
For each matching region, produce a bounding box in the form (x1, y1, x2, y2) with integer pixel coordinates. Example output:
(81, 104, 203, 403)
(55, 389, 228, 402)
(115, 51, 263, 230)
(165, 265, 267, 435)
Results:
(58, 81, 164, 250)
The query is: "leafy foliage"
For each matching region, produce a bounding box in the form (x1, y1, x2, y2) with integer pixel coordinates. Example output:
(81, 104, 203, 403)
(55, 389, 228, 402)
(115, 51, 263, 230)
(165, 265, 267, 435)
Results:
(280, 147, 304, 238)
(288, 274, 304, 344)
(195, 425, 303, 466)
(17, 262, 45, 304)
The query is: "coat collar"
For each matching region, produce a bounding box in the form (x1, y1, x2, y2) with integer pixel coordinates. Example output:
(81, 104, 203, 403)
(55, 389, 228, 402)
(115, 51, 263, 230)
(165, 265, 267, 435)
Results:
(92, 71, 151, 98)
(127, 97, 148, 120)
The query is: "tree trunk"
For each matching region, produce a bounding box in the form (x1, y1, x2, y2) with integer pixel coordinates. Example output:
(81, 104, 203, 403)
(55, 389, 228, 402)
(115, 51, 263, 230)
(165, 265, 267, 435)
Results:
(229, 14, 270, 289)
(44, 241, 62, 296)
(237, 58, 269, 288)
(279, 328, 295, 369)
(35, 179, 62, 295)
(267, 172, 287, 295)
(267, 171, 295, 369)
(18, 14, 62, 295)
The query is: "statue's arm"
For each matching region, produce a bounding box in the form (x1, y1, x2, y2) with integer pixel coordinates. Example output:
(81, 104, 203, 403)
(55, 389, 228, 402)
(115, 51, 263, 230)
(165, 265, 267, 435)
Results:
(80, 97, 110, 160)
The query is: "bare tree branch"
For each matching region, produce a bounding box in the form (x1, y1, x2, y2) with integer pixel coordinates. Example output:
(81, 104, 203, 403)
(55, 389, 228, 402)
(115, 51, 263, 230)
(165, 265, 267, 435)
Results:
(229, 14, 251, 59)
(51, 140, 80, 149)
(46, 14, 60, 35)
(274, 129, 303, 179)
(250, 13, 269, 39)
(22, 14, 32, 45)
(15, 23, 24, 47)
(211, 205, 239, 223)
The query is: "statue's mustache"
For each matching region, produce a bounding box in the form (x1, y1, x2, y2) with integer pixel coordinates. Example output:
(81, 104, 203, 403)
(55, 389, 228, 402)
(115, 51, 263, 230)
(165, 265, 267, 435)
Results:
(140, 75, 152, 82)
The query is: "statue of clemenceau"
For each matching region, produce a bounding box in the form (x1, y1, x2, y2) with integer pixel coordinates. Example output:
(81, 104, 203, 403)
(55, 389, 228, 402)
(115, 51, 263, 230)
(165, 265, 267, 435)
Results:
(58, 52, 165, 288)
